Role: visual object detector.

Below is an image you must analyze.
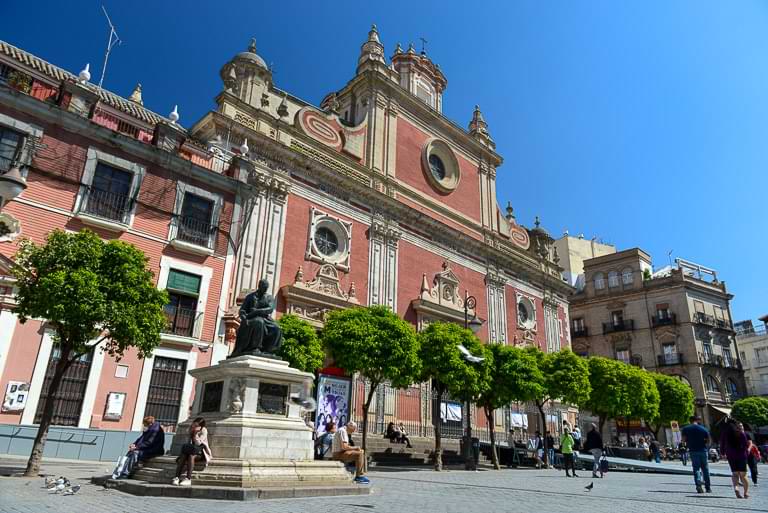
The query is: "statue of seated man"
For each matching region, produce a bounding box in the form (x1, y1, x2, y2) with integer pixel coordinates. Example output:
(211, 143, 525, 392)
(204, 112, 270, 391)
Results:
(229, 279, 283, 358)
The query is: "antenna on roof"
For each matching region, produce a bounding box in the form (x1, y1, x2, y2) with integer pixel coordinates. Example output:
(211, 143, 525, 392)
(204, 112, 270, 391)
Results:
(98, 5, 122, 89)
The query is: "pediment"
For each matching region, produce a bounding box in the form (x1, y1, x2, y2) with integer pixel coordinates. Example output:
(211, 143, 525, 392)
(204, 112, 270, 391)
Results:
(280, 264, 358, 327)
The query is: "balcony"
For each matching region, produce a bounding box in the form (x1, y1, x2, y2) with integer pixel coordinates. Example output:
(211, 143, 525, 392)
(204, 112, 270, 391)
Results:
(694, 312, 716, 326)
(572, 327, 588, 338)
(170, 215, 217, 256)
(657, 353, 684, 366)
(699, 352, 722, 366)
(75, 186, 132, 231)
(652, 313, 677, 327)
(602, 319, 635, 334)
(163, 305, 203, 339)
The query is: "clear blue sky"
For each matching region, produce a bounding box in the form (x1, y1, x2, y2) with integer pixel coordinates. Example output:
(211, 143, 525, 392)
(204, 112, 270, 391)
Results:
(2, 1, 766, 322)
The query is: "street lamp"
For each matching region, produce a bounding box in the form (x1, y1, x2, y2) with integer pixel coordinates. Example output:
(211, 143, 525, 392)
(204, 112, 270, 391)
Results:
(0, 166, 27, 209)
(463, 290, 484, 471)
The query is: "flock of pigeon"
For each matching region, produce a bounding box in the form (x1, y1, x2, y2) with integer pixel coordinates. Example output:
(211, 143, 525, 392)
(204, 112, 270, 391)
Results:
(42, 476, 81, 495)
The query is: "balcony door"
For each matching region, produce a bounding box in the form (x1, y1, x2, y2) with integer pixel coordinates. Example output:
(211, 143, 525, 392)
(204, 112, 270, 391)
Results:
(163, 269, 202, 338)
(85, 163, 133, 222)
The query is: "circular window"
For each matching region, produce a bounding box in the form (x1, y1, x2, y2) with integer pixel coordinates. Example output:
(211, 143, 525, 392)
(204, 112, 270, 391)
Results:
(311, 217, 349, 265)
(422, 139, 460, 193)
(314, 227, 338, 256)
(517, 297, 536, 330)
(428, 154, 446, 181)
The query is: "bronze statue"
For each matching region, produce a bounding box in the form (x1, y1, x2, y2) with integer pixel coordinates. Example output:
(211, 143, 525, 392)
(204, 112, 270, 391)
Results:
(229, 279, 283, 358)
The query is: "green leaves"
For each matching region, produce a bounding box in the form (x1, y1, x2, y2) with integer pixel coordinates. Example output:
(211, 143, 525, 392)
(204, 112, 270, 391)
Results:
(541, 349, 591, 407)
(583, 356, 633, 420)
(322, 305, 421, 389)
(732, 396, 768, 429)
(277, 314, 324, 373)
(12, 229, 168, 360)
(650, 373, 694, 428)
(479, 344, 544, 410)
(626, 366, 660, 421)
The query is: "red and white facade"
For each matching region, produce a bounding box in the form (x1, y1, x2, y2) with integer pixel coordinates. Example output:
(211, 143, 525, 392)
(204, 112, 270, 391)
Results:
(0, 26, 574, 438)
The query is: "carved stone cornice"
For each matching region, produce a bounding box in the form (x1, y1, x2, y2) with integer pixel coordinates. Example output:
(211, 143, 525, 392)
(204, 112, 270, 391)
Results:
(485, 271, 506, 289)
(280, 264, 358, 327)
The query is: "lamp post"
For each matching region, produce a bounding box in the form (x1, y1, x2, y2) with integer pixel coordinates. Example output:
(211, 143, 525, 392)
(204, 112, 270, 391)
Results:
(463, 290, 483, 471)
(0, 166, 27, 210)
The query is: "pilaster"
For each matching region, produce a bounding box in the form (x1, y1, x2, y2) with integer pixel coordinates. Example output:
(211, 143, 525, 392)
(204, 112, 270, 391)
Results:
(367, 214, 401, 310)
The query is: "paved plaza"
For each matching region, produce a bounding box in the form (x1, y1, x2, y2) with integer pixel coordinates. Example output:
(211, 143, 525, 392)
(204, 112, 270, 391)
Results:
(0, 456, 765, 513)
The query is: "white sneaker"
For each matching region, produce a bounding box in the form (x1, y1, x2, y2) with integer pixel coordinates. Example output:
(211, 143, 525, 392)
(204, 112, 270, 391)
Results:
(179, 478, 192, 486)
(171, 477, 180, 486)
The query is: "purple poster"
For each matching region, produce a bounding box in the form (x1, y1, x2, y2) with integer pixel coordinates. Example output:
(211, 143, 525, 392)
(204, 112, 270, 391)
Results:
(315, 375, 351, 436)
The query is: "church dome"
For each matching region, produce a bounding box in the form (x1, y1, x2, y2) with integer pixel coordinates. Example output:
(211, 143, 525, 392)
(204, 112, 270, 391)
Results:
(235, 38, 268, 70)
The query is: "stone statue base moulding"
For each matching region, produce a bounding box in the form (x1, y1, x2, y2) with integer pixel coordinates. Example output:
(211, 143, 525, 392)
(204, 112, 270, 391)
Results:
(127, 355, 360, 495)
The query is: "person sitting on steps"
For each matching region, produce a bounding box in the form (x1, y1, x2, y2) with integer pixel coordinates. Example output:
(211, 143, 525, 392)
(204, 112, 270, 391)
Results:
(332, 421, 370, 484)
(172, 417, 211, 486)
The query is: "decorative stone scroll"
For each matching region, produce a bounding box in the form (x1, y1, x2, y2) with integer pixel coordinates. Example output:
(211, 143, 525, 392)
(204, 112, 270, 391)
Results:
(281, 264, 359, 327)
(295, 106, 367, 161)
(410, 261, 480, 330)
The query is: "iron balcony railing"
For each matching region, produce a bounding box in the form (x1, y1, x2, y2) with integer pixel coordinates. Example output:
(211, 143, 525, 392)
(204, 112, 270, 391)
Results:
(572, 327, 588, 338)
(79, 186, 132, 223)
(652, 313, 677, 327)
(172, 215, 217, 250)
(602, 319, 635, 334)
(162, 305, 204, 339)
(694, 312, 716, 326)
(657, 353, 684, 366)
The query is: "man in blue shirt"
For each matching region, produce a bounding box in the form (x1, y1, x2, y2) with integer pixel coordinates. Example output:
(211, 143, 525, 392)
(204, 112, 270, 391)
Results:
(681, 415, 711, 493)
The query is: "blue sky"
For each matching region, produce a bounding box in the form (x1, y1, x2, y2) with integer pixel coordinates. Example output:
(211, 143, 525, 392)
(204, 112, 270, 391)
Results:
(2, 1, 766, 322)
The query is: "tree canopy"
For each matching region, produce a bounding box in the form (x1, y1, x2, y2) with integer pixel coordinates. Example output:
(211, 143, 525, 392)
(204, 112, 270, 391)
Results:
(13, 229, 168, 359)
(322, 305, 420, 453)
(418, 321, 491, 402)
(12, 229, 168, 476)
(732, 396, 768, 429)
(277, 314, 324, 373)
(539, 349, 592, 407)
(625, 366, 660, 421)
(583, 356, 632, 429)
(649, 373, 694, 431)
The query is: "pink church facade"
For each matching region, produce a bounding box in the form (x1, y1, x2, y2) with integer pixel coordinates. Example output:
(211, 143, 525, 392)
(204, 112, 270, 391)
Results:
(0, 27, 574, 442)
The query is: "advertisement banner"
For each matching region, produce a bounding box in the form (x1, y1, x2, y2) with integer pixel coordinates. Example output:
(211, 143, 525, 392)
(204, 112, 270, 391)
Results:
(315, 375, 351, 436)
(2, 381, 29, 412)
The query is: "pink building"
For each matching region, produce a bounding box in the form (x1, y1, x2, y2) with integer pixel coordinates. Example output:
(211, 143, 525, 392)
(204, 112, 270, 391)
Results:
(0, 27, 575, 445)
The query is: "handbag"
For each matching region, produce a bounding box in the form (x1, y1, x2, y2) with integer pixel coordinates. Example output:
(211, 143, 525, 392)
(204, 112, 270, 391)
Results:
(599, 455, 609, 474)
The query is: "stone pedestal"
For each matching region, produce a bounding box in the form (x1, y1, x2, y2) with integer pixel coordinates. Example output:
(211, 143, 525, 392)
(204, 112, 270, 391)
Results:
(125, 355, 363, 497)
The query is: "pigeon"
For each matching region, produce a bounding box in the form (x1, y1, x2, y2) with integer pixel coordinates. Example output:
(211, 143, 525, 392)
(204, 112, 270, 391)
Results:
(43, 477, 56, 488)
(457, 344, 485, 363)
(63, 485, 81, 496)
(584, 482, 594, 492)
(289, 396, 317, 411)
(52, 483, 66, 493)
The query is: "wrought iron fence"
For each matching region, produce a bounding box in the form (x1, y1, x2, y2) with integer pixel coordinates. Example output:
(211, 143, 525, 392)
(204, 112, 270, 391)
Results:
(162, 305, 203, 339)
(80, 186, 132, 223)
(348, 377, 566, 447)
(172, 215, 217, 249)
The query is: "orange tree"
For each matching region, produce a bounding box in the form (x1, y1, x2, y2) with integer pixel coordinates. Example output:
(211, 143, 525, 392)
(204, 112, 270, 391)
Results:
(12, 230, 168, 476)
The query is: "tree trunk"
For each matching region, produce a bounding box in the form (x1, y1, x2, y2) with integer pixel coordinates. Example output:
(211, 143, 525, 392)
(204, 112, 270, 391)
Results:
(361, 382, 378, 469)
(537, 401, 548, 466)
(485, 406, 500, 470)
(598, 415, 606, 438)
(432, 383, 443, 471)
(650, 423, 661, 440)
(24, 344, 73, 477)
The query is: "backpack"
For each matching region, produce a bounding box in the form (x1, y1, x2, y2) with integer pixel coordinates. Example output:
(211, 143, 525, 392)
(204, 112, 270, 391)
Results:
(599, 455, 609, 474)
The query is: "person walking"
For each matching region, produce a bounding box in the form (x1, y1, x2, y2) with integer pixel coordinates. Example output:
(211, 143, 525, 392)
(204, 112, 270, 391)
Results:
(720, 419, 750, 499)
(531, 431, 544, 469)
(649, 437, 661, 464)
(560, 427, 578, 477)
(572, 426, 582, 452)
(582, 423, 604, 478)
(545, 431, 556, 468)
(679, 440, 688, 466)
(747, 438, 760, 486)
(681, 415, 711, 494)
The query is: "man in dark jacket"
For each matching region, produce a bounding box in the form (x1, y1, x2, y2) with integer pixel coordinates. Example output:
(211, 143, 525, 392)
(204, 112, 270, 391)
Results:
(114, 416, 165, 479)
(582, 423, 604, 478)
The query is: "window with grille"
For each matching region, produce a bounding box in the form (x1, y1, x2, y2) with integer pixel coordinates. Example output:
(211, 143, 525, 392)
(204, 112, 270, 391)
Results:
(34, 348, 93, 426)
(143, 356, 187, 432)
(177, 192, 215, 247)
(82, 163, 133, 222)
(0, 126, 22, 173)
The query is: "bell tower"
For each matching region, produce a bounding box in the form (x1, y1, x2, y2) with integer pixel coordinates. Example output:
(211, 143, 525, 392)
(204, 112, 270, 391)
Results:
(390, 43, 447, 113)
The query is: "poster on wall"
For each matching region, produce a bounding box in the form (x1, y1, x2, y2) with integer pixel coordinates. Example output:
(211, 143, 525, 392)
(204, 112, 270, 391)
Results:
(314, 375, 351, 436)
(2, 381, 30, 412)
(104, 392, 127, 420)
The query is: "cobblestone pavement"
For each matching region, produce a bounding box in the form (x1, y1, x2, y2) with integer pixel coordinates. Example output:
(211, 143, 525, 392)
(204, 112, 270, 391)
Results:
(0, 456, 766, 513)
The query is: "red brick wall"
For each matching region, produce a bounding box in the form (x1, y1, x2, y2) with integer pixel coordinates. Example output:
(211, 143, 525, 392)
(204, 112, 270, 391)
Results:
(396, 118, 482, 223)
(277, 194, 370, 311)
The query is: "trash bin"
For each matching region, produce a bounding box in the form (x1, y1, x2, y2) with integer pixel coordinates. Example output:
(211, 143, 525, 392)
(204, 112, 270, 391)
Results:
(472, 437, 480, 465)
